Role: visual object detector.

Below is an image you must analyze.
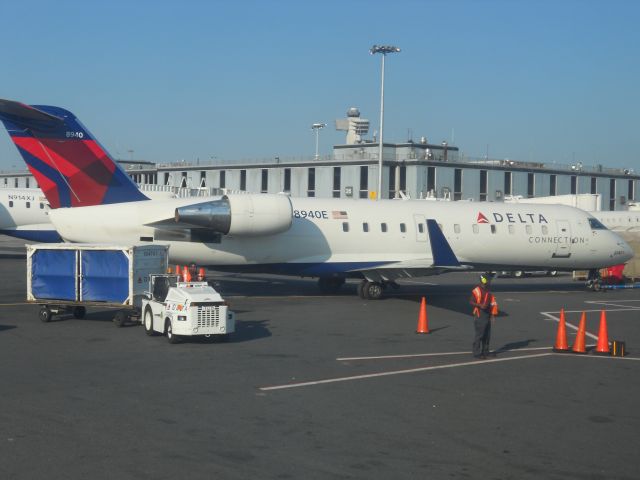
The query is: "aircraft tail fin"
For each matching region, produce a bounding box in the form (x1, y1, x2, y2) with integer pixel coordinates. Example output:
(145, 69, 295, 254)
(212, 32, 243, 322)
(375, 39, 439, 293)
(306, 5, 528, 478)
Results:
(0, 99, 149, 208)
(426, 219, 461, 267)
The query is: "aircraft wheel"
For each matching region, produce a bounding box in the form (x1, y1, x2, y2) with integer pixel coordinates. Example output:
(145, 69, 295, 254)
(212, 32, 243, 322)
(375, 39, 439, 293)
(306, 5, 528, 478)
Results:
(143, 306, 155, 336)
(547, 270, 558, 277)
(513, 270, 524, 278)
(72, 306, 86, 319)
(364, 282, 384, 300)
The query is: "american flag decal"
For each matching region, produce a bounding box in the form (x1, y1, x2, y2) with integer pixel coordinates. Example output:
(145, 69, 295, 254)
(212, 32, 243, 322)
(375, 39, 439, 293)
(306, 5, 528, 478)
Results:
(332, 210, 348, 219)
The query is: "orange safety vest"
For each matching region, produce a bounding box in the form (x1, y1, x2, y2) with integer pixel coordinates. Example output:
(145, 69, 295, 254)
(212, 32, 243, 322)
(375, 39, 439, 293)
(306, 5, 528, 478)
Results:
(471, 286, 498, 317)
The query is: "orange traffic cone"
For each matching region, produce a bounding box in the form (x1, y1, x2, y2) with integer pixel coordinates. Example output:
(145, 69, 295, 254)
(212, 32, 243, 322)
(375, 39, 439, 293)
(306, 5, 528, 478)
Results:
(175, 265, 182, 277)
(571, 311, 587, 354)
(197, 267, 206, 281)
(183, 265, 191, 282)
(416, 297, 430, 334)
(594, 310, 610, 355)
(553, 308, 569, 352)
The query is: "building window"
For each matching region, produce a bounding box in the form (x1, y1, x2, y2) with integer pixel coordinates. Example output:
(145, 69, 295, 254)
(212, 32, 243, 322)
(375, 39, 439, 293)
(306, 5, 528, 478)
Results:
(26, 178, 30, 188)
(504, 171, 512, 196)
(399, 166, 407, 193)
(333, 167, 341, 198)
(342, 222, 349, 232)
(261, 169, 268, 193)
(427, 166, 436, 195)
(359, 166, 368, 199)
(454, 169, 463, 201)
(381, 223, 387, 233)
(164, 172, 170, 186)
(609, 178, 616, 211)
(571, 175, 577, 195)
(219, 170, 226, 189)
(240, 170, 246, 191)
(400, 223, 406, 233)
(388, 167, 396, 198)
(3, 178, 6, 186)
(629, 180, 635, 201)
(200, 171, 206, 188)
(479, 170, 488, 201)
(284, 168, 291, 192)
(14, 178, 18, 188)
(550, 175, 557, 196)
(527, 173, 535, 198)
(180, 172, 188, 188)
(307, 168, 315, 197)
(363, 222, 369, 232)
(590, 177, 597, 194)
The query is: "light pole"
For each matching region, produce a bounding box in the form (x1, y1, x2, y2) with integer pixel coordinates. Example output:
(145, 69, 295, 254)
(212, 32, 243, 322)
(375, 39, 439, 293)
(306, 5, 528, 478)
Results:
(311, 123, 326, 160)
(370, 44, 400, 200)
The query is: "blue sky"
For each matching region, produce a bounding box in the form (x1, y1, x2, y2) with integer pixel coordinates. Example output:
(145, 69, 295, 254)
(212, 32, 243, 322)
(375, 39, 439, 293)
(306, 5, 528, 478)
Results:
(0, 0, 638, 171)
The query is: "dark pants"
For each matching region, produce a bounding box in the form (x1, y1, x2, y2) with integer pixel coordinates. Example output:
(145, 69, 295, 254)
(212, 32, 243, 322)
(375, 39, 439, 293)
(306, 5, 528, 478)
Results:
(473, 312, 492, 357)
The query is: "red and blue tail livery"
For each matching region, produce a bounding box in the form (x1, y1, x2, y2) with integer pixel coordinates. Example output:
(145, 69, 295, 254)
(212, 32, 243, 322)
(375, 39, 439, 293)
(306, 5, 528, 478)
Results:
(0, 99, 149, 208)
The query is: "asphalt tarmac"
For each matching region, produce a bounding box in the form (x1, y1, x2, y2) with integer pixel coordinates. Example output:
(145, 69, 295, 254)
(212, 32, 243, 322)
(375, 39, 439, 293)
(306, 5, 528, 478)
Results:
(1, 246, 639, 479)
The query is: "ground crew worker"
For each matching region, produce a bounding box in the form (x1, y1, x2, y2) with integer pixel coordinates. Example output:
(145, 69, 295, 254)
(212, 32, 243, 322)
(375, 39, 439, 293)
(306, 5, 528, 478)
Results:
(469, 272, 499, 359)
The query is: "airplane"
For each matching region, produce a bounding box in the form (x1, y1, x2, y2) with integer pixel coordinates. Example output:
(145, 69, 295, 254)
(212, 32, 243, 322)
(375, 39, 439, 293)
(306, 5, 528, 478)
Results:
(0, 98, 634, 299)
(0, 187, 61, 242)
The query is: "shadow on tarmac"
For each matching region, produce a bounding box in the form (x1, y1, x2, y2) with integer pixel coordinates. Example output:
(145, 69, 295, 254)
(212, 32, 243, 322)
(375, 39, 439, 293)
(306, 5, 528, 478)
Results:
(0, 324, 16, 332)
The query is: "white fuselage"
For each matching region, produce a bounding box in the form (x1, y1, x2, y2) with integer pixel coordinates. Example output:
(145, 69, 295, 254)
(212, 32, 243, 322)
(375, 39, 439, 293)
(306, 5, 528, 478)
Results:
(0, 188, 59, 241)
(48, 196, 633, 277)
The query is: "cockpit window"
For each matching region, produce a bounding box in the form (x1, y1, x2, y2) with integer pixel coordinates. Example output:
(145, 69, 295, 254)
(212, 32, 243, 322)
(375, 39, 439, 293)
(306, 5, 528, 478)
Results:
(588, 218, 607, 230)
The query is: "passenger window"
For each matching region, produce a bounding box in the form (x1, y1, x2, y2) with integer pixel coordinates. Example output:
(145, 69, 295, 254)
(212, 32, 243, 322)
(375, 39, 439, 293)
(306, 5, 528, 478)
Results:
(342, 222, 349, 232)
(381, 223, 387, 233)
(542, 225, 548, 235)
(26, 202, 30, 208)
(363, 222, 369, 232)
(472, 224, 479, 234)
(490, 225, 496, 234)
(40, 203, 44, 209)
(454, 224, 461, 234)
(508, 225, 515, 234)
(8, 201, 13, 208)
(418, 224, 424, 233)
(526, 225, 532, 234)
(400, 223, 406, 233)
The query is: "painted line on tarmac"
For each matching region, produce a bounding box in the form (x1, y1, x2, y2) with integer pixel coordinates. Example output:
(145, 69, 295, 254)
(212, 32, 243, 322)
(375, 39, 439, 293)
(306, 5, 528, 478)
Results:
(337, 346, 552, 362)
(542, 311, 600, 341)
(566, 354, 640, 362)
(259, 353, 553, 391)
(0, 303, 33, 306)
(585, 300, 640, 309)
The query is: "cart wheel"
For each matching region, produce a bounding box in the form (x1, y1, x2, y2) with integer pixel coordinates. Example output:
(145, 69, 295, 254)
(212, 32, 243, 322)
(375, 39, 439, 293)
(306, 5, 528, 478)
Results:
(39, 306, 52, 323)
(165, 318, 179, 344)
(143, 307, 155, 336)
(72, 306, 86, 319)
(113, 311, 128, 327)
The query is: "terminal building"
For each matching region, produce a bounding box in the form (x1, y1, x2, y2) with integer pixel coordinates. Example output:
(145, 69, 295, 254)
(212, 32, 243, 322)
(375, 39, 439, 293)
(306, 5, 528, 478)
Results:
(1, 107, 638, 211)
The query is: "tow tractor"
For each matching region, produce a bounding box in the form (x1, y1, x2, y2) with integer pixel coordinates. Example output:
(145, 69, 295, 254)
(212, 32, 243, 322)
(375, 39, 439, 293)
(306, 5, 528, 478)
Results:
(141, 274, 235, 344)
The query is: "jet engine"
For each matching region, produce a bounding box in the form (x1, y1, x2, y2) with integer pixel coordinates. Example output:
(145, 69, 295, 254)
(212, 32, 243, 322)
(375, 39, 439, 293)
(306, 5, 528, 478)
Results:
(174, 194, 293, 236)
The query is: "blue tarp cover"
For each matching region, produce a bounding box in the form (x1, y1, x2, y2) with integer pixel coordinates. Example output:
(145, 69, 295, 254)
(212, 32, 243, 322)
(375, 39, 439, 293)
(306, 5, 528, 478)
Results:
(81, 250, 128, 303)
(31, 249, 77, 300)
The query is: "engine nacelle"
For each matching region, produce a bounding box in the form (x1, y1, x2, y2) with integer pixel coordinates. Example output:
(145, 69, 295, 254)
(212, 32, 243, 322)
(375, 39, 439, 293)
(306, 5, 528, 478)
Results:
(174, 194, 293, 236)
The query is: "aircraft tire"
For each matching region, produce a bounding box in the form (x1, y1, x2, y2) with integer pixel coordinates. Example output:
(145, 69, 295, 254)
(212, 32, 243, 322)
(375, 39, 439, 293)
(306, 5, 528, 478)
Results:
(143, 306, 155, 336)
(365, 282, 384, 300)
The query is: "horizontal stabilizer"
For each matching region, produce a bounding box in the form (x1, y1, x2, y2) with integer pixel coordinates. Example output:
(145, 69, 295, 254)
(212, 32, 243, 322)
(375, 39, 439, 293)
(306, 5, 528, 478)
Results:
(426, 219, 461, 267)
(0, 99, 64, 132)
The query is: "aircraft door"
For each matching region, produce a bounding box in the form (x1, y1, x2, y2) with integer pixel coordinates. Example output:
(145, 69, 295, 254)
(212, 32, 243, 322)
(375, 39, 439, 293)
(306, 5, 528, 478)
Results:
(553, 220, 572, 258)
(414, 214, 427, 242)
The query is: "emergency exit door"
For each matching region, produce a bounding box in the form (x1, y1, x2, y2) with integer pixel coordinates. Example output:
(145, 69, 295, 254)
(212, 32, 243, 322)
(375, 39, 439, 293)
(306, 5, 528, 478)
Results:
(414, 214, 427, 242)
